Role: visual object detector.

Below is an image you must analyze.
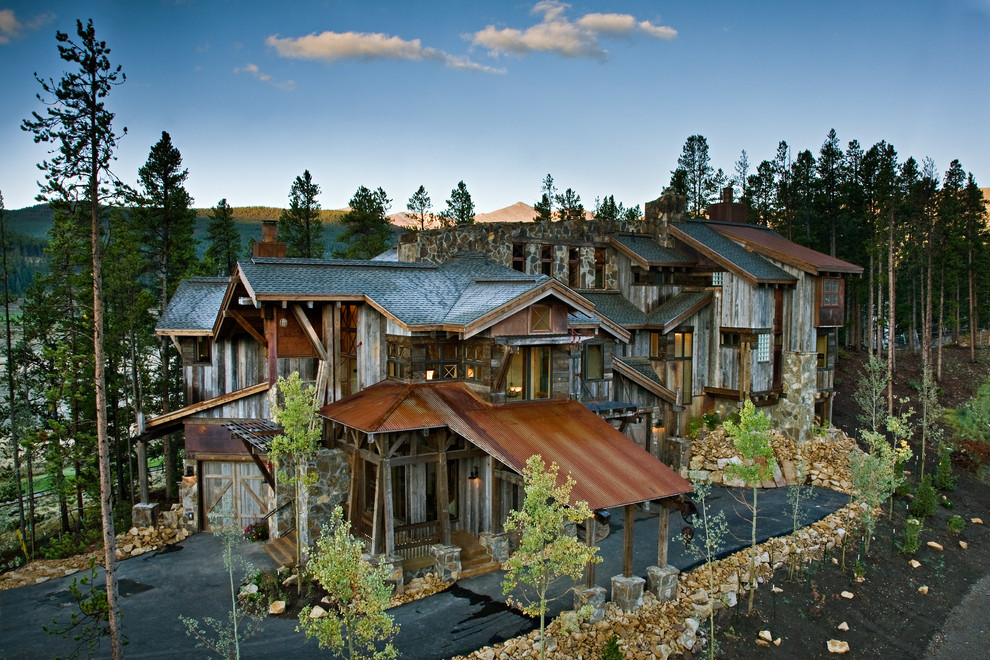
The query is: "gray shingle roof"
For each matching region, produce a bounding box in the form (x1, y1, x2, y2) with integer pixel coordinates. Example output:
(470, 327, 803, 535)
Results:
(613, 356, 663, 386)
(673, 221, 795, 283)
(238, 252, 548, 328)
(611, 234, 694, 266)
(578, 291, 647, 327)
(646, 290, 711, 328)
(157, 277, 229, 333)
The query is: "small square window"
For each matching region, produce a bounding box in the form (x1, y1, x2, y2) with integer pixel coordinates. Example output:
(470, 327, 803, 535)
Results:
(712, 272, 723, 287)
(193, 337, 211, 364)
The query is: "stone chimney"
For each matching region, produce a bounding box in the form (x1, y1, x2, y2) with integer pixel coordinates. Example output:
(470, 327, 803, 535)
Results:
(253, 220, 288, 258)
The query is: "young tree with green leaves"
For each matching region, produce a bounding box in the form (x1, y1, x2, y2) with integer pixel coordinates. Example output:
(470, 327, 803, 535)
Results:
(335, 186, 392, 259)
(502, 454, 599, 660)
(22, 18, 128, 656)
(440, 180, 475, 226)
(278, 170, 324, 258)
(723, 400, 776, 612)
(204, 198, 241, 276)
(406, 185, 432, 230)
(685, 479, 729, 660)
(853, 355, 890, 433)
(267, 372, 321, 579)
(850, 430, 904, 555)
(300, 506, 399, 660)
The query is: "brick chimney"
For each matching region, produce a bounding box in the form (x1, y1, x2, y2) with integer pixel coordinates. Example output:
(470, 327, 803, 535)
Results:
(253, 220, 288, 258)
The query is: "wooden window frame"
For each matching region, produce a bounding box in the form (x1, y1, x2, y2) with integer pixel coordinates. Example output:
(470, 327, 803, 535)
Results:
(530, 304, 552, 334)
(512, 242, 525, 272)
(583, 343, 604, 380)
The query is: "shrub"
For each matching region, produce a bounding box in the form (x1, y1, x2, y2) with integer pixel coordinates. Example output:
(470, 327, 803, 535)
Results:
(947, 515, 966, 534)
(702, 411, 720, 430)
(934, 444, 956, 491)
(243, 521, 269, 542)
(901, 518, 922, 555)
(601, 635, 624, 660)
(910, 474, 937, 519)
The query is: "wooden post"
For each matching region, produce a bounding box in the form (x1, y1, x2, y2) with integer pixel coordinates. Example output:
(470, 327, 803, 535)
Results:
(623, 504, 634, 578)
(585, 516, 596, 588)
(136, 439, 149, 504)
(382, 456, 395, 557)
(437, 433, 451, 546)
(266, 310, 278, 386)
(657, 507, 670, 567)
(482, 455, 493, 534)
(370, 446, 382, 556)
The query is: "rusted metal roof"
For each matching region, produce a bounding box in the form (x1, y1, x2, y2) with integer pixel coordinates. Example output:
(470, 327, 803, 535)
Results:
(320, 381, 691, 510)
(708, 222, 863, 275)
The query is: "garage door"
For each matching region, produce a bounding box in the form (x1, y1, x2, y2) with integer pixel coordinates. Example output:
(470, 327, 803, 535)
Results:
(202, 461, 271, 531)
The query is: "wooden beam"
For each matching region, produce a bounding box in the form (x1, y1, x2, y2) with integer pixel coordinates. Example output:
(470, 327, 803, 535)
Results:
(437, 433, 450, 546)
(226, 309, 267, 346)
(382, 457, 395, 557)
(623, 504, 634, 578)
(585, 516, 597, 588)
(492, 345, 515, 391)
(292, 304, 329, 361)
(266, 314, 278, 386)
(146, 382, 270, 429)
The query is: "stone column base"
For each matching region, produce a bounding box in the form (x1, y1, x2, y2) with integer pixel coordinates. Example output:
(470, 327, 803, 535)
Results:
(646, 565, 680, 602)
(479, 532, 510, 563)
(611, 574, 645, 612)
(573, 586, 606, 623)
(132, 502, 160, 528)
(430, 544, 462, 582)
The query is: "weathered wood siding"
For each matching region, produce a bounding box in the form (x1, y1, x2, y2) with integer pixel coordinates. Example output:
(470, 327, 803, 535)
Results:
(184, 335, 268, 418)
(357, 304, 387, 391)
(780, 264, 817, 353)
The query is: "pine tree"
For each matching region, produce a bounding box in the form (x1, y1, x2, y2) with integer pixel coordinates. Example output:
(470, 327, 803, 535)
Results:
(336, 186, 392, 259)
(555, 187, 584, 223)
(278, 170, 324, 258)
(21, 19, 128, 656)
(204, 198, 241, 276)
(406, 185, 432, 230)
(533, 174, 555, 223)
(440, 180, 475, 226)
(673, 135, 714, 216)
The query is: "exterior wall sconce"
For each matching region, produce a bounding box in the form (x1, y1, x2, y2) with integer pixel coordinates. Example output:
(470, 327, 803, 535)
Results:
(469, 466, 480, 480)
(279, 317, 288, 328)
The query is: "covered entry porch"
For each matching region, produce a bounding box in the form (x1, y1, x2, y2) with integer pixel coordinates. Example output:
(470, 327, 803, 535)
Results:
(319, 380, 693, 587)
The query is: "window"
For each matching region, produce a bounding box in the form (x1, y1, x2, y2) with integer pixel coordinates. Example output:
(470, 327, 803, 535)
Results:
(193, 336, 212, 364)
(340, 304, 359, 396)
(666, 331, 693, 403)
(822, 278, 841, 307)
(756, 333, 770, 362)
(568, 248, 581, 288)
(584, 343, 604, 380)
(593, 247, 607, 289)
(464, 344, 484, 381)
(817, 332, 829, 370)
(649, 331, 664, 359)
(721, 332, 741, 348)
(530, 305, 551, 333)
(512, 243, 525, 272)
(426, 343, 459, 381)
(387, 342, 405, 379)
(506, 346, 551, 400)
(541, 244, 553, 276)
(712, 271, 724, 287)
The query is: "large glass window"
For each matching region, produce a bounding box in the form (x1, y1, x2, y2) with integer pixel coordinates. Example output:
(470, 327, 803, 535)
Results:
(506, 346, 551, 400)
(584, 343, 604, 380)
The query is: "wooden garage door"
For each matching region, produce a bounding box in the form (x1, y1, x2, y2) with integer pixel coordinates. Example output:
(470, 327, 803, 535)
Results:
(202, 461, 271, 531)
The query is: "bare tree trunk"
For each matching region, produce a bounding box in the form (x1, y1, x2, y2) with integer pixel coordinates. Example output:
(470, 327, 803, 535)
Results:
(937, 278, 945, 381)
(971, 252, 978, 361)
(868, 254, 875, 355)
(161, 336, 175, 502)
(1, 195, 26, 541)
(91, 192, 123, 658)
(924, 251, 933, 370)
(887, 208, 895, 416)
(911, 283, 917, 354)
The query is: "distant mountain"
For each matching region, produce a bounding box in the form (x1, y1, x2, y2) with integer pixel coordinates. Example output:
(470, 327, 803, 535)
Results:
(389, 201, 539, 229)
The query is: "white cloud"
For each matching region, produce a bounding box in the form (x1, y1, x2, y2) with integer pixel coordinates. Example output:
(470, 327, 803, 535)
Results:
(234, 62, 296, 91)
(266, 30, 504, 74)
(0, 9, 23, 44)
(472, 2, 676, 59)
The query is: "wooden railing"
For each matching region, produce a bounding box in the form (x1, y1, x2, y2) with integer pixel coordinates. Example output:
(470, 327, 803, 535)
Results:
(394, 519, 440, 561)
(817, 368, 834, 391)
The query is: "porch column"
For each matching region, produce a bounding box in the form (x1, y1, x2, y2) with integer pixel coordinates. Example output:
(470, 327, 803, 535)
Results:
(623, 503, 634, 577)
(437, 432, 451, 546)
(381, 456, 395, 557)
(611, 503, 645, 611)
(657, 506, 671, 567)
(136, 438, 149, 504)
(584, 516, 596, 588)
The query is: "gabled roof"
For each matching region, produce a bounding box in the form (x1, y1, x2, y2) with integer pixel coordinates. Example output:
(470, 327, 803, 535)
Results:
(319, 381, 691, 510)
(157, 277, 230, 335)
(646, 290, 712, 333)
(609, 234, 694, 268)
(669, 221, 796, 285)
(232, 252, 629, 341)
(578, 290, 711, 332)
(612, 357, 676, 403)
(706, 222, 864, 275)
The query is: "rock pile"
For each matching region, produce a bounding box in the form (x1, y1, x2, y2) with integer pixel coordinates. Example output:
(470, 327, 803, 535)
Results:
(114, 504, 192, 560)
(688, 426, 861, 494)
(0, 504, 191, 590)
(389, 572, 450, 607)
(455, 501, 866, 658)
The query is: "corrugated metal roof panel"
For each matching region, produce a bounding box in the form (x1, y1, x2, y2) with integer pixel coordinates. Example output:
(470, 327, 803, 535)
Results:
(708, 222, 863, 275)
(320, 381, 691, 509)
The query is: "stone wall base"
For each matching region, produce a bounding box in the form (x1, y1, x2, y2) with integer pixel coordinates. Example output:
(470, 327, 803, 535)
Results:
(573, 586, 607, 623)
(430, 544, 462, 582)
(132, 502, 160, 529)
(647, 564, 680, 602)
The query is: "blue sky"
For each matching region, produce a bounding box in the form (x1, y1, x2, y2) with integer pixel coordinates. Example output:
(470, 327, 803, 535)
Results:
(1, 1, 988, 214)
